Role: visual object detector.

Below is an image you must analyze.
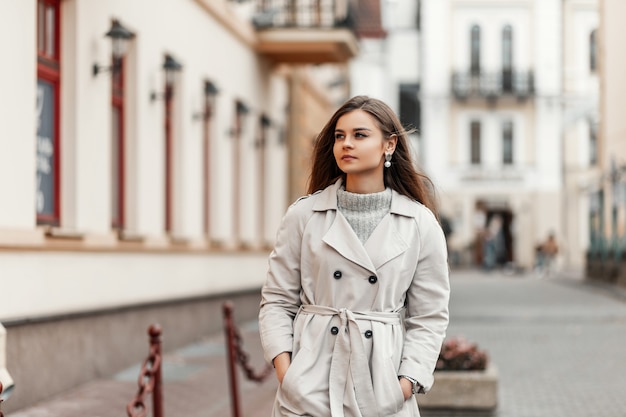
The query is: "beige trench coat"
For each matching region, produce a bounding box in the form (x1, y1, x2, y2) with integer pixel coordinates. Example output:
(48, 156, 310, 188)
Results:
(259, 180, 450, 417)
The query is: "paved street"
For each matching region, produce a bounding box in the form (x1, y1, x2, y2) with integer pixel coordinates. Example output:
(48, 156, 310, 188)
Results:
(436, 269, 626, 417)
(5, 268, 626, 417)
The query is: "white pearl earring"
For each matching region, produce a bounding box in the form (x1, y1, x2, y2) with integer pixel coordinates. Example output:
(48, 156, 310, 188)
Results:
(384, 152, 392, 168)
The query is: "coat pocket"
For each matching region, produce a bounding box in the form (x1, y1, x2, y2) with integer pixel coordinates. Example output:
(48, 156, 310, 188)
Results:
(277, 347, 311, 415)
(375, 356, 407, 416)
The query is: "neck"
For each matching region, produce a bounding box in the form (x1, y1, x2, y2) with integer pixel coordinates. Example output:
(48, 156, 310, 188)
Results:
(345, 175, 385, 194)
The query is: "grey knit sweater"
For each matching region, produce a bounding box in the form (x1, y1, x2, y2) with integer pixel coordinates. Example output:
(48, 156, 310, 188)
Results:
(337, 187, 392, 244)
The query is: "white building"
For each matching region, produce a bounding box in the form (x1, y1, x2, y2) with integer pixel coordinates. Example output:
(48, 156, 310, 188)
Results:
(0, 0, 356, 411)
(341, 0, 598, 272)
(349, 0, 423, 183)
(420, 0, 590, 270)
(562, 0, 599, 271)
(586, 0, 626, 285)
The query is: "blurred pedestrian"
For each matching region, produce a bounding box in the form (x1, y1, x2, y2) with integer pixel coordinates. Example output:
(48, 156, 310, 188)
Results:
(483, 214, 506, 270)
(535, 232, 559, 277)
(259, 95, 450, 417)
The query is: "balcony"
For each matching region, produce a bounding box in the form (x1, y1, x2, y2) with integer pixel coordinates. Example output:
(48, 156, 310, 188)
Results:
(252, 0, 359, 64)
(452, 70, 534, 101)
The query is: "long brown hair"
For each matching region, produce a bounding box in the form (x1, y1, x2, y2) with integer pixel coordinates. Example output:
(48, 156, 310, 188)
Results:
(307, 95, 438, 216)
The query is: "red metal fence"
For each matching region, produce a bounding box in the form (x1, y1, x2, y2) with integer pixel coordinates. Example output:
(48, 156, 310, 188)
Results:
(126, 324, 164, 417)
(0, 307, 272, 417)
(222, 301, 273, 417)
(0, 382, 5, 417)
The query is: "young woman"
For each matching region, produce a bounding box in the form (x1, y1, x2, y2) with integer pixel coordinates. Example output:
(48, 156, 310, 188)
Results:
(259, 96, 450, 417)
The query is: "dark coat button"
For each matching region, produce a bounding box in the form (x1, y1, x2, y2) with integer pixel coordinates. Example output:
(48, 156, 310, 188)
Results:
(333, 271, 342, 279)
(368, 275, 378, 284)
(331, 326, 339, 335)
(364, 330, 373, 339)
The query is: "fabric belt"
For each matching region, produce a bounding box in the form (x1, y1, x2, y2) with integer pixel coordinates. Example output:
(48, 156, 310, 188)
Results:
(298, 305, 402, 417)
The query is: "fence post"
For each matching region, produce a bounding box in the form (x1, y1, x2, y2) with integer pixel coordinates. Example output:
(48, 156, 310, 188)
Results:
(126, 324, 164, 417)
(0, 382, 4, 417)
(149, 325, 164, 417)
(223, 301, 241, 417)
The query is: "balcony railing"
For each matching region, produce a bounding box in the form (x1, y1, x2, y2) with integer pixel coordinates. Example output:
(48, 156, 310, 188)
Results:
(252, 0, 353, 30)
(251, 0, 358, 64)
(452, 70, 534, 101)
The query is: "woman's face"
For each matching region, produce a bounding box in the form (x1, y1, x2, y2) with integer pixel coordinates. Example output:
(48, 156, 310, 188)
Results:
(333, 110, 393, 182)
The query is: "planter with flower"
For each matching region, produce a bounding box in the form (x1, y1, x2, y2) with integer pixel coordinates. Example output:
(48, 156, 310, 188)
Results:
(416, 336, 498, 411)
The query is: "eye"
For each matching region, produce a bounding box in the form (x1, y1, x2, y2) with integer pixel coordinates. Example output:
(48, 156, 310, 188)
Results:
(334, 133, 344, 140)
(355, 132, 368, 138)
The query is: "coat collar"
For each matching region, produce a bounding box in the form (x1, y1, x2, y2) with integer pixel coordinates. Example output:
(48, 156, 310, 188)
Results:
(314, 179, 411, 273)
(312, 179, 417, 218)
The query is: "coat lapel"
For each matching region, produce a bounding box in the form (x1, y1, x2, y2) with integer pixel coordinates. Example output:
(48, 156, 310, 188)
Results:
(322, 211, 377, 274)
(365, 189, 415, 269)
(365, 214, 409, 270)
(314, 179, 414, 273)
(315, 180, 377, 273)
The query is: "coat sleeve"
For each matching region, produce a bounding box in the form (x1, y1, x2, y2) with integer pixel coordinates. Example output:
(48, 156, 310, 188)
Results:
(398, 209, 450, 393)
(258, 201, 307, 365)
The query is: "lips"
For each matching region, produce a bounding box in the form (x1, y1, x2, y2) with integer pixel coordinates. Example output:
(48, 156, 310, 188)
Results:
(341, 155, 356, 161)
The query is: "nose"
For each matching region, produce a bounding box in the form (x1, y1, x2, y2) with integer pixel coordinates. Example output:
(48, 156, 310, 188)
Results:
(342, 135, 354, 148)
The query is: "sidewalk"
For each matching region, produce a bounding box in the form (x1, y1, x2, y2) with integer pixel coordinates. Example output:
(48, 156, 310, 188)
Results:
(6, 268, 626, 417)
(8, 320, 278, 417)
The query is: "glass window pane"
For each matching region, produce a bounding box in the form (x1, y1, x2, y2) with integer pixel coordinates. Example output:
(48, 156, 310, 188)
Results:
(589, 121, 597, 165)
(36, 79, 56, 216)
(502, 121, 513, 165)
(45, 5, 55, 57)
(471, 25, 481, 74)
(590, 30, 597, 72)
(38, 1, 45, 53)
(471, 121, 481, 164)
(502, 26, 513, 69)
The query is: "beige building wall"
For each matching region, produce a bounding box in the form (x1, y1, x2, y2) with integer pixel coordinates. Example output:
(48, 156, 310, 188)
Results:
(561, 0, 599, 270)
(287, 69, 335, 203)
(599, 0, 626, 242)
(0, 0, 354, 411)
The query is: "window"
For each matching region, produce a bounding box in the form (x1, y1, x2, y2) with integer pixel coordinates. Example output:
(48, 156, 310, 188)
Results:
(111, 57, 125, 229)
(233, 101, 249, 242)
(470, 25, 481, 75)
(202, 81, 218, 236)
(502, 120, 514, 165)
(589, 120, 597, 166)
(470, 120, 481, 165)
(502, 25, 513, 92)
(36, 0, 61, 225)
(256, 116, 271, 242)
(164, 65, 175, 233)
(590, 29, 597, 72)
(399, 84, 421, 132)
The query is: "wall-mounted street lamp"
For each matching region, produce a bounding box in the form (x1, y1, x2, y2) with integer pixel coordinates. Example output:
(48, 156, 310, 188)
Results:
(92, 19, 134, 77)
(236, 101, 250, 116)
(150, 54, 183, 101)
(193, 81, 220, 121)
(204, 81, 219, 102)
(254, 115, 272, 148)
(229, 101, 251, 137)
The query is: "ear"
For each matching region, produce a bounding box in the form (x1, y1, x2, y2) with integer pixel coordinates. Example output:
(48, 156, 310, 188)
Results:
(386, 134, 398, 153)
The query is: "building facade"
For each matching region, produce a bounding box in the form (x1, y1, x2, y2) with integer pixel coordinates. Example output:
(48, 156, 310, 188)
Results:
(306, 0, 600, 274)
(586, 0, 626, 287)
(348, 0, 423, 195)
(562, 0, 599, 271)
(0, 0, 356, 411)
(420, 0, 599, 271)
